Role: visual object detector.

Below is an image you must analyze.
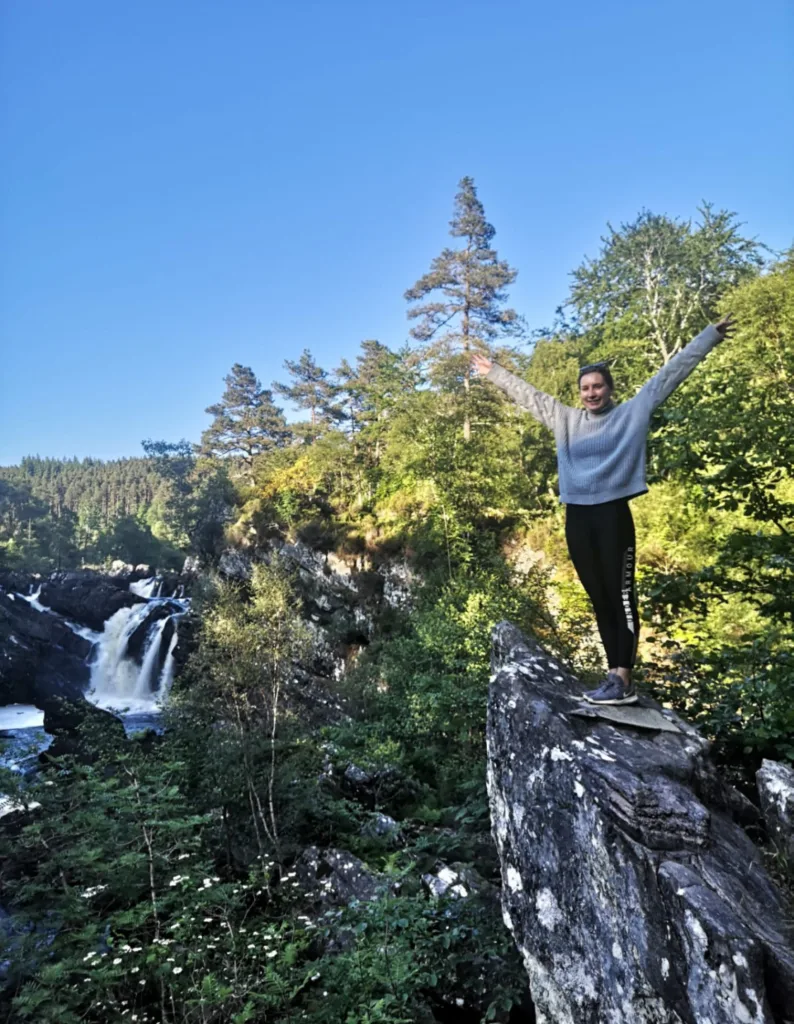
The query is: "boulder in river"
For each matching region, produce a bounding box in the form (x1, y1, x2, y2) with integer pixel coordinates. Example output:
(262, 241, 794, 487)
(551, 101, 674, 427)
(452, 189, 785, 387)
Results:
(40, 571, 143, 631)
(486, 621, 794, 1024)
(0, 590, 90, 709)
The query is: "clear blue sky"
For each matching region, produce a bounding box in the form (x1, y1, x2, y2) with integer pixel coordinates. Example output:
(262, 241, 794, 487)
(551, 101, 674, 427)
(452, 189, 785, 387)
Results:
(1, 0, 792, 465)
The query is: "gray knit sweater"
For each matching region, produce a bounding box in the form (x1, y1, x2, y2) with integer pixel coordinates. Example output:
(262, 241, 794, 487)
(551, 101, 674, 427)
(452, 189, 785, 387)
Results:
(486, 325, 722, 505)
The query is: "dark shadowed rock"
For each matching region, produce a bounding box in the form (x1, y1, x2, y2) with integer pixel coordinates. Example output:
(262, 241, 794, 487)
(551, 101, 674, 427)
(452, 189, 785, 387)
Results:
(486, 621, 794, 1024)
(0, 570, 40, 596)
(360, 811, 402, 845)
(0, 590, 91, 710)
(43, 697, 126, 761)
(757, 759, 794, 862)
(0, 588, 124, 753)
(336, 761, 419, 810)
(421, 862, 492, 900)
(295, 846, 383, 906)
(40, 571, 143, 631)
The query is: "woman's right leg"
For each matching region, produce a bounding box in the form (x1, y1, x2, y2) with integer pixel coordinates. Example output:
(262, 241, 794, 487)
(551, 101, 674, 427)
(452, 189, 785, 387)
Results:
(564, 504, 620, 668)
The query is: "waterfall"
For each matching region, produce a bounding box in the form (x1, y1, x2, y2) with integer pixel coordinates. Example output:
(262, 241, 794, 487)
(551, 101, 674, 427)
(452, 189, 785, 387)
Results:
(14, 576, 188, 716)
(130, 577, 160, 599)
(89, 598, 187, 712)
(137, 616, 171, 694)
(158, 627, 180, 697)
(21, 587, 47, 613)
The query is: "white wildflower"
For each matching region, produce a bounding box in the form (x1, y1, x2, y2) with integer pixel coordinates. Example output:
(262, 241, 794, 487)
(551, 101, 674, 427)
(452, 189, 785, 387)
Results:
(80, 884, 108, 899)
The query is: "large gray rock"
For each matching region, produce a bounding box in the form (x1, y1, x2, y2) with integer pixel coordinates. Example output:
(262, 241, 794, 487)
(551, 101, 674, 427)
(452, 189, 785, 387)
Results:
(757, 758, 794, 862)
(40, 571, 143, 631)
(295, 846, 382, 906)
(0, 590, 91, 709)
(0, 588, 124, 754)
(486, 622, 794, 1024)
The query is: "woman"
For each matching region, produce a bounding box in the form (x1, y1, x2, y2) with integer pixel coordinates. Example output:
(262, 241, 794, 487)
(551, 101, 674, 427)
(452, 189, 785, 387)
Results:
(471, 316, 735, 705)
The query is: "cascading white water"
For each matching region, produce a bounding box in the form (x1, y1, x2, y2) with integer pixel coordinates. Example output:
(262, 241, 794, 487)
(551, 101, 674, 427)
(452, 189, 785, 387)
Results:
(137, 615, 171, 694)
(21, 586, 47, 613)
(130, 577, 160, 599)
(12, 576, 188, 717)
(88, 595, 187, 712)
(157, 626, 180, 698)
(89, 604, 153, 710)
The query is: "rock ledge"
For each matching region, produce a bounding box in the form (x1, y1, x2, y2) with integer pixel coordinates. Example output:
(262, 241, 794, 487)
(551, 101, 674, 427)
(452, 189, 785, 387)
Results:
(486, 622, 794, 1024)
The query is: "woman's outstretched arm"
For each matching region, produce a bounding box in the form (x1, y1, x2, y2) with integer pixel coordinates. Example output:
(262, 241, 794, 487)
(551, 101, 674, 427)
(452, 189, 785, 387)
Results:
(636, 315, 736, 410)
(472, 353, 561, 432)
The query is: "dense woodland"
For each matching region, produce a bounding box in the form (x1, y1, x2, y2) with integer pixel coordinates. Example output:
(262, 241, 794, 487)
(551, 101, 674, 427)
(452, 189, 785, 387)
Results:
(2, 180, 793, 1022)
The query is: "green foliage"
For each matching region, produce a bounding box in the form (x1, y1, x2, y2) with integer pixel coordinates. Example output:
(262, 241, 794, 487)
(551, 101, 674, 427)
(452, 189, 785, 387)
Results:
(635, 263, 794, 763)
(0, 456, 180, 571)
(564, 204, 764, 371)
(1, 558, 527, 1024)
(405, 176, 523, 440)
(273, 349, 343, 439)
(330, 564, 555, 822)
(201, 364, 291, 478)
(142, 439, 235, 560)
(165, 558, 317, 869)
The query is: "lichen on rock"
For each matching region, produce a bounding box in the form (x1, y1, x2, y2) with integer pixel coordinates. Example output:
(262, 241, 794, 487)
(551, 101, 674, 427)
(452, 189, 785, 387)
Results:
(486, 621, 794, 1024)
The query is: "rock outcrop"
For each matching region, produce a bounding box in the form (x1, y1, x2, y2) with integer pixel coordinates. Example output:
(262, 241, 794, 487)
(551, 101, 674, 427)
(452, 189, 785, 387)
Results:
(296, 846, 383, 906)
(0, 590, 90, 709)
(486, 622, 794, 1024)
(40, 571, 143, 631)
(757, 759, 794, 863)
(0, 586, 124, 758)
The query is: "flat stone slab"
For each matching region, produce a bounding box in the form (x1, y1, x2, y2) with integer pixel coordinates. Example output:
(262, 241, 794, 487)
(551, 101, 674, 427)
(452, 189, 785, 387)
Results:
(571, 702, 683, 733)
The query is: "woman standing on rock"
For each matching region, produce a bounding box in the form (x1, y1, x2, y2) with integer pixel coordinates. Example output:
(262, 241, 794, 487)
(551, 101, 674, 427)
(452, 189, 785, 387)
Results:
(471, 316, 735, 706)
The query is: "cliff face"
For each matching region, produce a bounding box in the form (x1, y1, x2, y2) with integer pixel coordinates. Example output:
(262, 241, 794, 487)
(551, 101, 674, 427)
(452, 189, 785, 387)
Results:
(486, 622, 794, 1024)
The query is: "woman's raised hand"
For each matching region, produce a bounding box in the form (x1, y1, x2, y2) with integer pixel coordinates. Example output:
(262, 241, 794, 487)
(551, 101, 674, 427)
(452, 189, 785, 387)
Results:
(715, 314, 736, 341)
(471, 353, 493, 376)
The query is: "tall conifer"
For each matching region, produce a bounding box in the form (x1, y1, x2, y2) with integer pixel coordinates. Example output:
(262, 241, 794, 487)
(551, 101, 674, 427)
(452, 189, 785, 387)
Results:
(272, 350, 342, 440)
(201, 364, 290, 478)
(405, 177, 521, 440)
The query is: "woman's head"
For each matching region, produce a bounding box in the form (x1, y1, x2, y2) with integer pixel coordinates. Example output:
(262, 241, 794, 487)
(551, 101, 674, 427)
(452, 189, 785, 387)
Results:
(578, 363, 614, 412)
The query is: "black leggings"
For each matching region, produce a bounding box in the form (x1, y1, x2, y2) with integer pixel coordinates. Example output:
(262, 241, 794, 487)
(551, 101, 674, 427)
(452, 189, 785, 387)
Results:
(565, 499, 640, 669)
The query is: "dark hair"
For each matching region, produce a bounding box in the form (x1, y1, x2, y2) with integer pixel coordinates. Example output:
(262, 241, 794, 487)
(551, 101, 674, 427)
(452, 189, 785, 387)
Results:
(578, 362, 614, 390)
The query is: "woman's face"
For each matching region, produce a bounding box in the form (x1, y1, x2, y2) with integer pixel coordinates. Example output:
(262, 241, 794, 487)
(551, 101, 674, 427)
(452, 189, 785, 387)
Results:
(579, 372, 612, 412)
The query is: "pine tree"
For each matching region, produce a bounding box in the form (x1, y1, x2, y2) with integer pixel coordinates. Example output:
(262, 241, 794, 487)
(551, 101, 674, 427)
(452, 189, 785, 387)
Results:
(272, 349, 342, 440)
(335, 340, 419, 461)
(405, 176, 521, 440)
(201, 364, 290, 478)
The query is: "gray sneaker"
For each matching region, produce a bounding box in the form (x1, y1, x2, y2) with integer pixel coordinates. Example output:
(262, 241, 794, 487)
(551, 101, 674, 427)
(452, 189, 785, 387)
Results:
(582, 673, 637, 706)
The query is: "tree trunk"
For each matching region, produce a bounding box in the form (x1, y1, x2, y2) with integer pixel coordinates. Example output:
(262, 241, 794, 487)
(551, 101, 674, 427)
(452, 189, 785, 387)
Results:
(463, 281, 471, 442)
